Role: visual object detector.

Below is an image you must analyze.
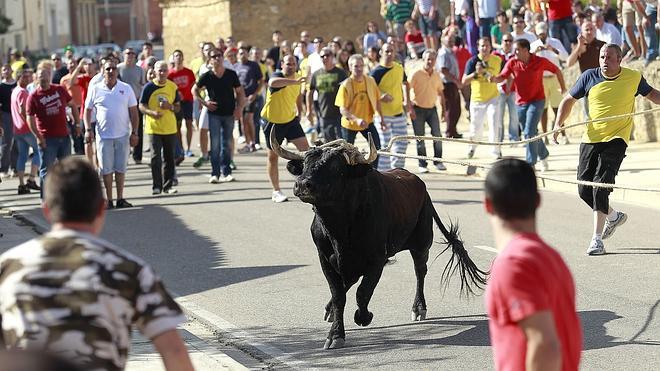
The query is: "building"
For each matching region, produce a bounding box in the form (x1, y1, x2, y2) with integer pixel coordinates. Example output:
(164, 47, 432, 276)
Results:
(161, 0, 380, 63)
(0, 0, 27, 61)
(23, 0, 72, 54)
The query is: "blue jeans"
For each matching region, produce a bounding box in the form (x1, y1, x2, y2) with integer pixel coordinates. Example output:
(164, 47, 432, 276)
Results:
(478, 17, 494, 38)
(38, 136, 71, 196)
(0, 111, 13, 172)
(208, 114, 233, 177)
(516, 100, 548, 165)
(646, 5, 658, 61)
(14, 133, 40, 172)
(499, 93, 520, 141)
(549, 16, 578, 55)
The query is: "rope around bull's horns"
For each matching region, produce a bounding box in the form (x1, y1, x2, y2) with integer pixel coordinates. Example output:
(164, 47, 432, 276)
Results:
(375, 107, 660, 192)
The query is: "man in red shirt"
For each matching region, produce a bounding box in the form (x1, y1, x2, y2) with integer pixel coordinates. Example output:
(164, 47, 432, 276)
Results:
(27, 61, 79, 195)
(484, 158, 582, 371)
(491, 38, 566, 170)
(543, 0, 578, 53)
(168, 50, 196, 157)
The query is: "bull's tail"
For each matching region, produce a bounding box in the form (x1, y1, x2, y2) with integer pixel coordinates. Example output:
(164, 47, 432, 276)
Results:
(430, 199, 489, 296)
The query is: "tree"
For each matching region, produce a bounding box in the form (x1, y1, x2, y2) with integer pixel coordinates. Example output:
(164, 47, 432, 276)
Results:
(0, 14, 12, 35)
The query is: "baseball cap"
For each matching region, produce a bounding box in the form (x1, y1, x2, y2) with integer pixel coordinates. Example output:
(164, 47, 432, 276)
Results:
(535, 22, 548, 35)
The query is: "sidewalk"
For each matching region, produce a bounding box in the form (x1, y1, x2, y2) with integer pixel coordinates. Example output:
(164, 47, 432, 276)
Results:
(0, 212, 251, 371)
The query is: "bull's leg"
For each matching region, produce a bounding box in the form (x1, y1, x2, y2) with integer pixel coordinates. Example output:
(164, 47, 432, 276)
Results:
(410, 249, 429, 321)
(325, 278, 357, 323)
(354, 263, 385, 327)
(319, 256, 348, 350)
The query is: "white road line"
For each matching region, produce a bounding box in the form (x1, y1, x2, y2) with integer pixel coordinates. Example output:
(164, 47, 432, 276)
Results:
(174, 293, 313, 370)
(473, 245, 498, 254)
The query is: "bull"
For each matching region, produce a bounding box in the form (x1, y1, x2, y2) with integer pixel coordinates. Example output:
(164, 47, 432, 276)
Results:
(270, 130, 488, 349)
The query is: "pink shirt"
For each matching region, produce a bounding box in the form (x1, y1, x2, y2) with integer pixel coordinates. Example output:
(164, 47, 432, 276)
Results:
(485, 233, 582, 371)
(10, 86, 30, 135)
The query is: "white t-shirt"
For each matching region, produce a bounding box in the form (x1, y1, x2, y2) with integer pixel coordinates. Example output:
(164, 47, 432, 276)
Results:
(513, 31, 538, 44)
(476, 0, 498, 19)
(530, 37, 568, 76)
(597, 22, 623, 46)
(86, 80, 137, 139)
(451, 0, 469, 16)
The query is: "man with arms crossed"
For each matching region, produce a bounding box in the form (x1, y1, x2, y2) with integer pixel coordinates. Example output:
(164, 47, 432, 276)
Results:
(484, 158, 582, 371)
(0, 157, 193, 371)
(553, 43, 660, 255)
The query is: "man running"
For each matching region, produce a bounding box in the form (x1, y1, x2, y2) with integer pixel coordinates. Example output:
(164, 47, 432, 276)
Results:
(306, 47, 348, 141)
(261, 55, 309, 203)
(553, 43, 660, 255)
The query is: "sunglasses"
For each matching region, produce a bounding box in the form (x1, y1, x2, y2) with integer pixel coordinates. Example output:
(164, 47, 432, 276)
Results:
(320, 54, 332, 58)
(51, 57, 61, 61)
(124, 51, 136, 55)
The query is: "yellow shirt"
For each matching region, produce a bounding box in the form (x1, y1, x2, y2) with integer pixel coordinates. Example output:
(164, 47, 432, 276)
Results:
(370, 62, 405, 116)
(466, 54, 502, 103)
(409, 68, 443, 109)
(336, 78, 374, 131)
(189, 57, 204, 76)
(260, 71, 301, 124)
(141, 80, 180, 135)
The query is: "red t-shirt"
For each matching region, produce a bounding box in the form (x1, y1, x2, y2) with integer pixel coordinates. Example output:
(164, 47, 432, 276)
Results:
(404, 31, 424, 45)
(452, 46, 472, 78)
(499, 55, 559, 105)
(168, 67, 196, 102)
(485, 233, 582, 371)
(26, 84, 72, 138)
(547, 0, 573, 21)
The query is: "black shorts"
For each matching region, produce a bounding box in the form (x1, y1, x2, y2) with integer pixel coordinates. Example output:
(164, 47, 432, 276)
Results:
(243, 99, 258, 114)
(176, 100, 194, 121)
(263, 117, 305, 150)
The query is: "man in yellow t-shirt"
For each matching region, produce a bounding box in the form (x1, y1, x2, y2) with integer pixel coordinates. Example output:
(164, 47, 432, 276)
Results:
(261, 55, 310, 203)
(409, 49, 446, 173)
(335, 54, 384, 169)
(554, 44, 660, 256)
(139, 61, 181, 195)
(462, 37, 503, 159)
(369, 42, 412, 170)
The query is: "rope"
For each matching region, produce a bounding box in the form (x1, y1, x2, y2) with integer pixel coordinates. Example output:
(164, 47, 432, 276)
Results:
(375, 107, 660, 192)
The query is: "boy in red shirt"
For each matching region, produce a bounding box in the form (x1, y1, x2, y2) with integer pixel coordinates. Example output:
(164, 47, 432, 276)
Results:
(168, 50, 196, 157)
(484, 158, 582, 371)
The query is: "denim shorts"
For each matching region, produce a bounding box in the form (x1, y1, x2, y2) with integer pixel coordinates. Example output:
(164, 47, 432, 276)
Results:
(97, 135, 130, 175)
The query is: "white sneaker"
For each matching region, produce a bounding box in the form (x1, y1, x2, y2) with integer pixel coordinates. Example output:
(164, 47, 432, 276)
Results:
(418, 166, 429, 174)
(272, 190, 288, 203)
(435, 163, 447, 171)
(540, 159, 549, 172)
(602, 211, 627, 240)
(163, 187, 178, 194)
(254, 143, 263, 150)
(219, 174, 235, 183)
(586, 238, 606, 255)
(238, 136, 246, 144)
(209, 175, 219, 184)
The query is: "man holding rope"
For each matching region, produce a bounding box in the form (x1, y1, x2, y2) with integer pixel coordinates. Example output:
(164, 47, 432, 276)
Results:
(553, 43, 660, 255)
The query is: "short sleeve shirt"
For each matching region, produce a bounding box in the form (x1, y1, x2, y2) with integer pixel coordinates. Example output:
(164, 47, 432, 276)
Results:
(370, 62, 406, 116)
(499, 55, 559, 105)
(570, 67, 652, 144)
(0, 229, 185, 371)
(578, 39, 606, 72)
(260, 71, 301, 124)
(409, 68, 443, 109)
(436, 47, 459, 83)
(196, 69, 241, 116)
(10, 86, 30, 135)
(547, 0, 573, 20)
(464, 53, 502, 102)
(167, 67, 196, 102)
(485, 233, 582, 371)
(310, 67, 348, 119)
(335, 78, 375, 131)
(26, 84, 72, 138)
(86, 80, 137, 139)
(140, 80, 180, 135)
(234, 61, 263, 97)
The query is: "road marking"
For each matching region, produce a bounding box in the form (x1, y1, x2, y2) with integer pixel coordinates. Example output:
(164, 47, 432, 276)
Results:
(473, 245, 498, 254)
(174, 293, 312, 370)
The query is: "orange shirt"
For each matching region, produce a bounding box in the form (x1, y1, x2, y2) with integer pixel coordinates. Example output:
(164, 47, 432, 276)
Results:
(409, 68, 443, 109)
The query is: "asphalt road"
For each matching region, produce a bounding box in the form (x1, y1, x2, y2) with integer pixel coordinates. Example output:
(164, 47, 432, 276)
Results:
(1, 148, 659, 370)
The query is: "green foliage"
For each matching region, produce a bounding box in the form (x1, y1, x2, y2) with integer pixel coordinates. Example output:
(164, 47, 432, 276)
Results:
(0, 14, 12, 35)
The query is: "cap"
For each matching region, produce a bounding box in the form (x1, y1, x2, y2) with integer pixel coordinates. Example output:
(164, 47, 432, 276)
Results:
(535, 22, 548, 35)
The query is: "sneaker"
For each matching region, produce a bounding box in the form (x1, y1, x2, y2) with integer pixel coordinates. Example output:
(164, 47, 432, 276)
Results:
(540, 159, 549, 172)
(152, 188, 162, 195)
(17, 185, 30, 195)
(418, 166, 429, 174)
(238, 136, 246, 144)
(272, 190, 288, 203)
(254, 144, 263, 151)
(602, 211, 627, 240)
(219, 174, 235, 183)
(116, 199, 133, 208)
(107, 200, 115, 210)
(185, 150, 194, 157)
(435, 163, 447, 171)
(586, 238, 606, 256)
(209, 175, 220, 184)
(193, 157, 205, 168)
(163, 188, 178, 194)
(26, 179, 40, 190)
(467, 149, 475, 159)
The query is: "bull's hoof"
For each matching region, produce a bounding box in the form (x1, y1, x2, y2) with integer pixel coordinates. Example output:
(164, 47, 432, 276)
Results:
(324, 308, 334, 322)
(323, 337, 345, 350)
(411, 308, 427, 321)
(354, 309, 373, 326)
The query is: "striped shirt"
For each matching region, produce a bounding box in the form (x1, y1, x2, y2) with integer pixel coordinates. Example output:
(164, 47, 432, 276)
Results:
(386, 0, 414, 23)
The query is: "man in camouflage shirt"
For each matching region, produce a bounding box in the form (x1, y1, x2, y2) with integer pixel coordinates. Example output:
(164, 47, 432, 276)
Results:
(0, 157, 194, 371)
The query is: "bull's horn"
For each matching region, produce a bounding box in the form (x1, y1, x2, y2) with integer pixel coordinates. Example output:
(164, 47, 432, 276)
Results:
(269, 127, 305, 160)
(358, 133, 378, 164)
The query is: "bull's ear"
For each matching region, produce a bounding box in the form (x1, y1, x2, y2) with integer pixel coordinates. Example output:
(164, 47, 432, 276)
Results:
(347, 164, 372, 178)
(286, 160, 304, 176)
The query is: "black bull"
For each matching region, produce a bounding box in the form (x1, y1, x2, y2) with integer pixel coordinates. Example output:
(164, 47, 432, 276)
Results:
(271, 130, 488, 349)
